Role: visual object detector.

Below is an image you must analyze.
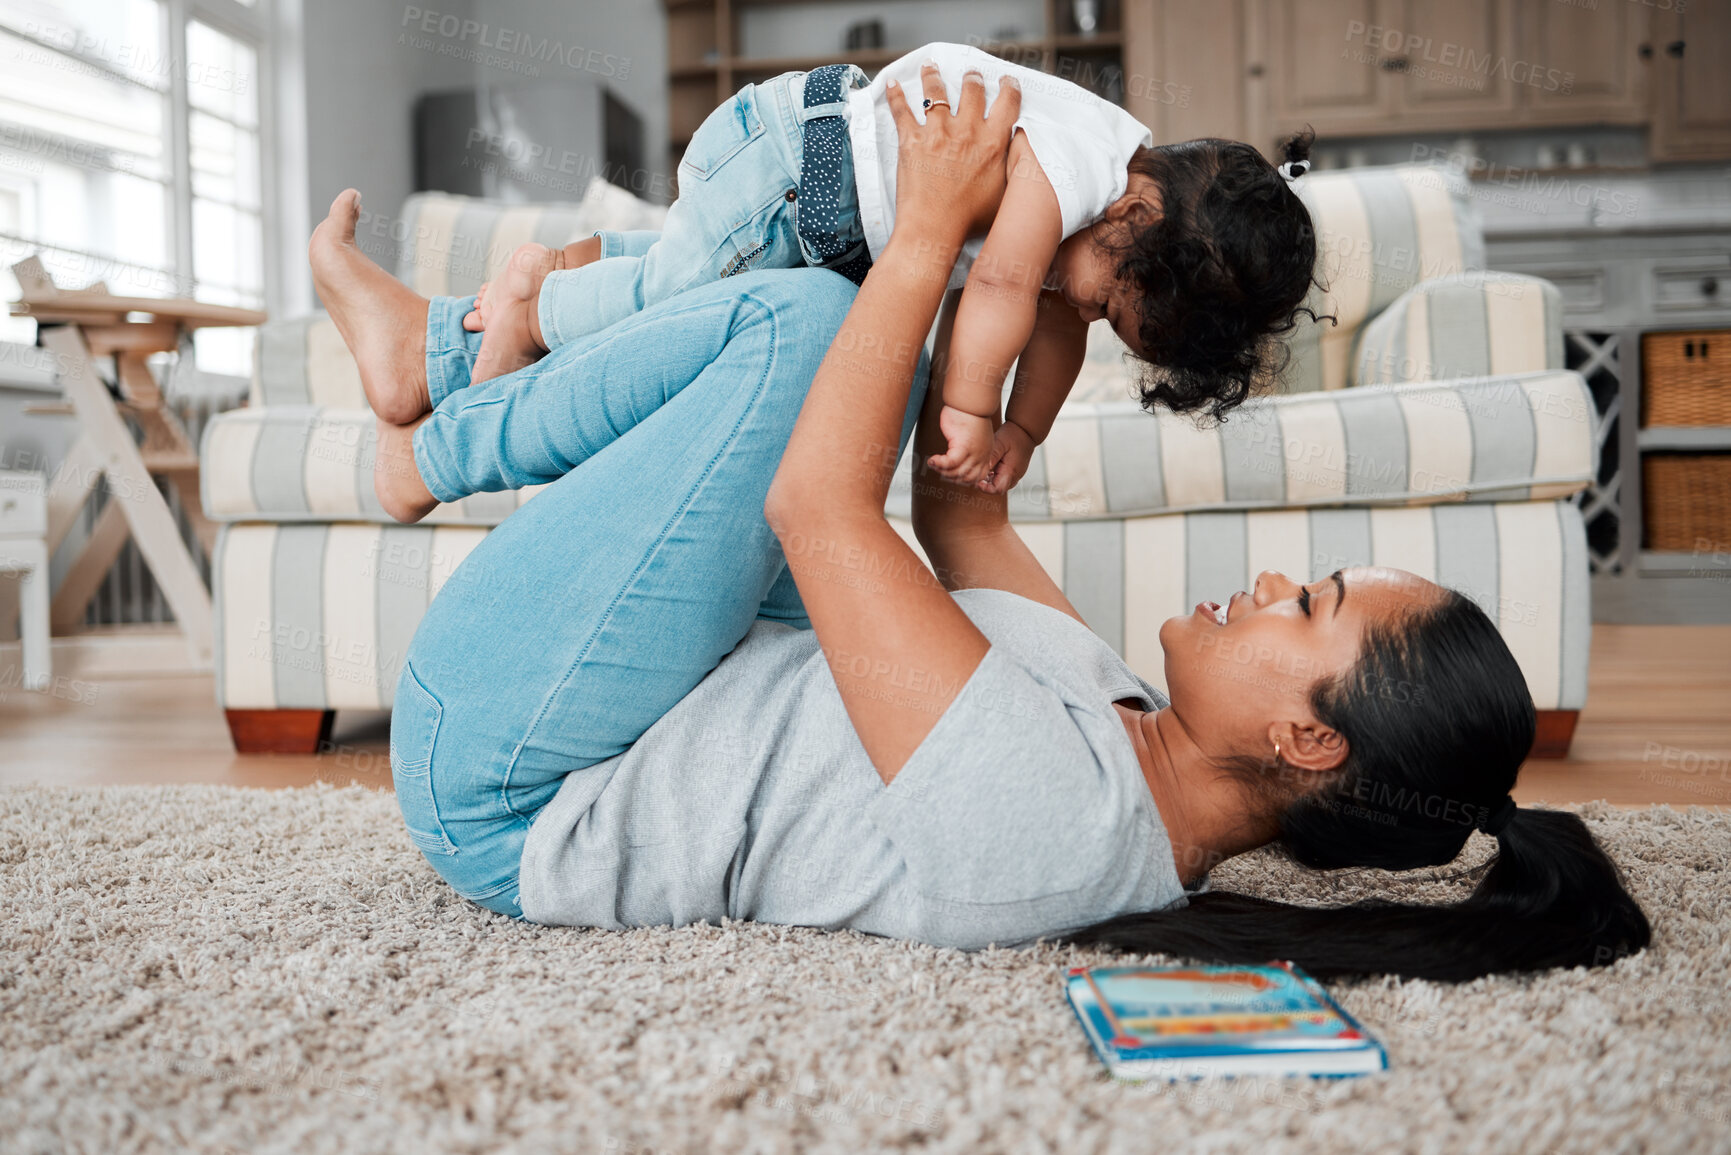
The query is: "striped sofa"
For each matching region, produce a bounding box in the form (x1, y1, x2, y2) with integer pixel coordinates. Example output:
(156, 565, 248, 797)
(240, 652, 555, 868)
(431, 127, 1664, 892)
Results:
(203, 166, 1595, 757)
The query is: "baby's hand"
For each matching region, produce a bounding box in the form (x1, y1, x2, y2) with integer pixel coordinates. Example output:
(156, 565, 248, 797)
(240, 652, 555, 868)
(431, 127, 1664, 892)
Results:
(461, 282, 492, 332)
(981, 421, 1036, 494)
(927, 405, 997, 485)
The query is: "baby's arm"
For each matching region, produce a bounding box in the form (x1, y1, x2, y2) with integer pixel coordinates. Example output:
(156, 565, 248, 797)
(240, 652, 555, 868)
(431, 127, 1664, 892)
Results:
(981, 290, 1088, 492)
(925, 132, 1063, 485)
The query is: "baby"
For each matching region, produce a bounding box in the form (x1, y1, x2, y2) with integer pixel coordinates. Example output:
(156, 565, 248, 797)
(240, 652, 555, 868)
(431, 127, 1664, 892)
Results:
(452, 43, 1322, 492)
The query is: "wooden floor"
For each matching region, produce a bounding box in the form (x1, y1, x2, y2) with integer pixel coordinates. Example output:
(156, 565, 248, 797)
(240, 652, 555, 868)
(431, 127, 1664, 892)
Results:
(2, 625, 1728, 806)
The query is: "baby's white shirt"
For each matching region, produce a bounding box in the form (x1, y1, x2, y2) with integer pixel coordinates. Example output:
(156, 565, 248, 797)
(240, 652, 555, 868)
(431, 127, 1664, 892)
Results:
(846, 42, 1154, 290)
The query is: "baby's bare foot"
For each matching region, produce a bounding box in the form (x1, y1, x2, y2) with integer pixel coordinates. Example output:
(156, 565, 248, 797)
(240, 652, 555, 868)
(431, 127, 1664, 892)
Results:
(471, 243, 556, 386)
(462, 282, 490, 332)
(310, 190, 432, 424)
(373, 415, 439, 524)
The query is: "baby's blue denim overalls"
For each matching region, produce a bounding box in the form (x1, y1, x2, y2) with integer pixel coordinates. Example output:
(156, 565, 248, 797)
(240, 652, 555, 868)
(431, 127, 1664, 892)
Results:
(536, 64, 873, 350)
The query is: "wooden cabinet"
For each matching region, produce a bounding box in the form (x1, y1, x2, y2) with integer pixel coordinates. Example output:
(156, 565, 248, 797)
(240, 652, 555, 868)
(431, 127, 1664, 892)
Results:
(1389, 0, 1519, 123)
(1123, 0, 1250, 144)
(1650, 2, 1731, 160)
(1260, 0, 1530, 131)
(1259, 0, 1673, 146)
(1268, 0, 1523, 135)
(1266, 0, 1386, 130)
(1518, 0, 1649, 125)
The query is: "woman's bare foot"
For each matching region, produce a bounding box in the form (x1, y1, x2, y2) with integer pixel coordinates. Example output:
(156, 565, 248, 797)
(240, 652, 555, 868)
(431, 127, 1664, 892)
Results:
(469, 243, 560, 386)
(310, 189, 432, 425)
(373, 415, 438, 524)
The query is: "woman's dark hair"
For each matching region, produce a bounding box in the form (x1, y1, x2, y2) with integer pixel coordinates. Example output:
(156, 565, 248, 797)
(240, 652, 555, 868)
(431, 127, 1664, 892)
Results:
(1109, 130, 1329, 422)
(1065, 589, 1651, 982)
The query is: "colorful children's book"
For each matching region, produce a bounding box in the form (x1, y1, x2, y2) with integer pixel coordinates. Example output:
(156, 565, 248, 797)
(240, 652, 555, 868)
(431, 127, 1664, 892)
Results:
(1064, 962, 1388, 1081)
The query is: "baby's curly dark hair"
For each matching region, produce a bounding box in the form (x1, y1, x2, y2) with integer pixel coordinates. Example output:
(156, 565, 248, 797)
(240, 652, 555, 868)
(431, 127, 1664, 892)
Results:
(1107, 130, 1329, 422)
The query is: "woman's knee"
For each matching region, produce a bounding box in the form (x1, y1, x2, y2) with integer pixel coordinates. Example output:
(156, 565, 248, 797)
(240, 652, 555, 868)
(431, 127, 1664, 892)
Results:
(801, 270, 859, 331)
(730, 268, 857, 334)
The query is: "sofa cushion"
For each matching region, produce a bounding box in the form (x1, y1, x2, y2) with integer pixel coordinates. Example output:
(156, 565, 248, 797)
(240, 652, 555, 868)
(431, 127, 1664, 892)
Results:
(1354, 272, 1565, 386)
(1282, 164, 1486, 394)
(213, 499, 1590, 712)
(392, 182, 669, 299)
(889, 368, 1596, 522)
(201, 406, 546, 526)
(223, 363, 1593, 529)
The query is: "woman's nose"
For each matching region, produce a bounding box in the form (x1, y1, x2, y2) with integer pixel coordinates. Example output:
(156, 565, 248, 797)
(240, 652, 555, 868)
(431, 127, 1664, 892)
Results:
(1252, 570, 1298, 606)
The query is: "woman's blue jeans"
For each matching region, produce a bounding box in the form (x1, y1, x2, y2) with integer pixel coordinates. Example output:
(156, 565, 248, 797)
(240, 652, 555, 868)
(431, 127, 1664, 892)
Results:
(391, 268, 928, 917)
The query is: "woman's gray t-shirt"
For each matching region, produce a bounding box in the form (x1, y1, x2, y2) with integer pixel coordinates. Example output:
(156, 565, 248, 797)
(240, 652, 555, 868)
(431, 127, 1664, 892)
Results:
(517, 588, 1188, 949)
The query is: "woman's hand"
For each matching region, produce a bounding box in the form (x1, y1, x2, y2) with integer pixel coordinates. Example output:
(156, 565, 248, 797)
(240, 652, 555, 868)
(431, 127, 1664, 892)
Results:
(885, 63, 1022, 250)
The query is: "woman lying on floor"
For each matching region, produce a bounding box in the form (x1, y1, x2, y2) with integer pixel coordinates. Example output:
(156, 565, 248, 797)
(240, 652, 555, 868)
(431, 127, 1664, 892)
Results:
(309, 68, 1648, 982)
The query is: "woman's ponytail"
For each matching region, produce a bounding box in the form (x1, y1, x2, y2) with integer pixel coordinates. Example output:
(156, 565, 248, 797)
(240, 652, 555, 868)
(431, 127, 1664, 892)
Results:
(1464, 805, 1650, 969)
(1067, 806, 1650, 982)
(1066, 590, 1651, 982)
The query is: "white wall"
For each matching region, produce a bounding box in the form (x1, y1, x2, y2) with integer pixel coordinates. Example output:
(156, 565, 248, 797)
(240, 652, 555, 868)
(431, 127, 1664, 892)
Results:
(293, 0, 667, 281)
(300, 0, 481, 269)
(468, 0, 668, 196)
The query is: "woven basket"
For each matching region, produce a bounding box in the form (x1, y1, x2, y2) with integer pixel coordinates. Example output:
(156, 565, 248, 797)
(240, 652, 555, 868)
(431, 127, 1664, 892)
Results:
(1643, 454, 1731, 552)
(1642, 330, 1731, 426)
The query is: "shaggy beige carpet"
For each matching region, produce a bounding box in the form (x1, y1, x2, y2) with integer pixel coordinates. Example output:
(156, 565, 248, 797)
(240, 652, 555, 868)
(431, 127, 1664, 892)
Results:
(1, 785, 1727, 1155)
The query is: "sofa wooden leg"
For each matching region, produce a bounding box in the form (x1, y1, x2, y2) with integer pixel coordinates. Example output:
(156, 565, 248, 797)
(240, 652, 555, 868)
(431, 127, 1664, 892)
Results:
(1530, 710, 1579, 760)
(225, 708, 335, 754)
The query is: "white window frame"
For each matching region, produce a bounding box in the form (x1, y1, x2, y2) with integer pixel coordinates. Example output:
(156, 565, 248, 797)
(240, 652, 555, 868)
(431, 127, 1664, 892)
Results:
(2, 0, 307, 321)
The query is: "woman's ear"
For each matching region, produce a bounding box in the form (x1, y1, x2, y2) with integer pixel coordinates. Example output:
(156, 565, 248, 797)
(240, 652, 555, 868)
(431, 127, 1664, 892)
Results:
(1268, 721, 1349, 776)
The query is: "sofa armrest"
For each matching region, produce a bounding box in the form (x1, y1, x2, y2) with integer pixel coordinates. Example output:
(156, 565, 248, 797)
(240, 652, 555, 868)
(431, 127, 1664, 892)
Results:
(1354, 272, 1566, 386)
(252, 313, 363, 409)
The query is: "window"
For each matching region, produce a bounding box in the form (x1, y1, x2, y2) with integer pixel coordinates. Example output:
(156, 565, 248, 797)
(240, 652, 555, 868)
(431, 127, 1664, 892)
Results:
(0, 0, 273, 378)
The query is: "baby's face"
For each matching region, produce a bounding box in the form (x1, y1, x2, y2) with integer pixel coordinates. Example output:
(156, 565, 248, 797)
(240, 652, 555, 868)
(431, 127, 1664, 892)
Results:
(1048, 231, 1145, 354)
(1046, 171, 1163, 353)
